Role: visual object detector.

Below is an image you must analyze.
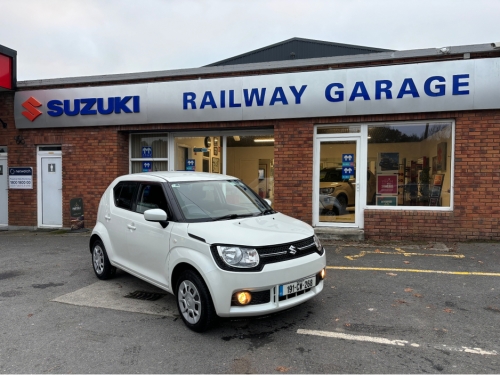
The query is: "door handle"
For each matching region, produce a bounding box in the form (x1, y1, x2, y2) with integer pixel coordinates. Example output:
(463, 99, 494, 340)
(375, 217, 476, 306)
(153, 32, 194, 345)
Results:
(127, 223, 137, 231)
(104, 214, 111, 221)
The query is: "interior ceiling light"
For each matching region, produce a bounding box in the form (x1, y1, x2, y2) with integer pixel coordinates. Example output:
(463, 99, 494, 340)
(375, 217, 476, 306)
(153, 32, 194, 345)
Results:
(233, 136, 240, 141)
(254, 138, 275, 143)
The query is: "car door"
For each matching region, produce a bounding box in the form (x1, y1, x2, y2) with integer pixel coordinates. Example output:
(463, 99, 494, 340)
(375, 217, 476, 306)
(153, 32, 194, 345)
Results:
(106, 181, 139, 269)
(127, 183, 174, 288)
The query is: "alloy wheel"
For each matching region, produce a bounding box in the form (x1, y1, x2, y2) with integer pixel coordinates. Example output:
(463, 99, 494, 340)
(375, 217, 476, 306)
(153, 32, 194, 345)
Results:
(177, 280, 202, 324)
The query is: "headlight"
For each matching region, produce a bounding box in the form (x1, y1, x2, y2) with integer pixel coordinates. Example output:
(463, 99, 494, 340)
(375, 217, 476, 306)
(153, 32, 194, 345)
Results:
(313, 234, 323, 251)
(320, 187, 334, 194)
(216, 246, 260, 268)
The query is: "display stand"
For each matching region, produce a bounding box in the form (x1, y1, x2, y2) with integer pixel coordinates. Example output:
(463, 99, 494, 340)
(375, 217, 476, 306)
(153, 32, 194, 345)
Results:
(429, 174, 444, 206)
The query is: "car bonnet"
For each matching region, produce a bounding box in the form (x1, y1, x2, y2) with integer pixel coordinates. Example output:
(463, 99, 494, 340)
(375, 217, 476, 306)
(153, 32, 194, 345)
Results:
(186, 212, 314, 246)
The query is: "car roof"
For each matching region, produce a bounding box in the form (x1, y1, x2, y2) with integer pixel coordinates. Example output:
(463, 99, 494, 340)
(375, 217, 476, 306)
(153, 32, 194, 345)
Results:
(114, 171, 237, 183)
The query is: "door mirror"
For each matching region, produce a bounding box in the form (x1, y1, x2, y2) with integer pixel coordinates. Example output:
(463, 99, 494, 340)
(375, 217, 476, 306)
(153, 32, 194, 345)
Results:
(264, 198, 272, 206)
(144, 209, 168, 228)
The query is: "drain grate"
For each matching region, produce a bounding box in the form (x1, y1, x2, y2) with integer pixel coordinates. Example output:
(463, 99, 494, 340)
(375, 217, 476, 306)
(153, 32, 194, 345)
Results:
(124, 290, 166, 301)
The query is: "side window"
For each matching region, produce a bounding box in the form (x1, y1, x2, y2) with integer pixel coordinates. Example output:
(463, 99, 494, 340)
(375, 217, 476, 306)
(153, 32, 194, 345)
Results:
(136, 184, 169, 214)
(113, 182, 137, 211)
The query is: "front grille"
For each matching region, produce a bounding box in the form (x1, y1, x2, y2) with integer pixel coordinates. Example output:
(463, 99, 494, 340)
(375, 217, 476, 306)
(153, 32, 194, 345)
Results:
(210, 236, 322, 272)
(278, 288, 312, 301)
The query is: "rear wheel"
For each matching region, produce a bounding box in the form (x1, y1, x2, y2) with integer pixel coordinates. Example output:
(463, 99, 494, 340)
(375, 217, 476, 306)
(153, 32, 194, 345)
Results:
(176, 270, 216, 332)
(91, 240, 116, 280)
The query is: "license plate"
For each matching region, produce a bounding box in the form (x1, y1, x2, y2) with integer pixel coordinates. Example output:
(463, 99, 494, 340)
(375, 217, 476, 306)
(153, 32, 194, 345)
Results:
(279, 275, 316, 297)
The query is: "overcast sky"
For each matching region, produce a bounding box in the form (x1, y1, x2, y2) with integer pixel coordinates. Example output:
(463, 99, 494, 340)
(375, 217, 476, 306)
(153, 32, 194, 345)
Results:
(2, 0, 499, 81)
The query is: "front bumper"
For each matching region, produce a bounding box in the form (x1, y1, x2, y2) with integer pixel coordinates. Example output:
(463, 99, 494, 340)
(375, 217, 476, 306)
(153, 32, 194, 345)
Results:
(205, 251, 326, 317)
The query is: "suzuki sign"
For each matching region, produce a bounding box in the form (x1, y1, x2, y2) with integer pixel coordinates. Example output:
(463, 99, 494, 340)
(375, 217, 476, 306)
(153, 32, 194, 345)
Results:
(14, 57, 500, 129)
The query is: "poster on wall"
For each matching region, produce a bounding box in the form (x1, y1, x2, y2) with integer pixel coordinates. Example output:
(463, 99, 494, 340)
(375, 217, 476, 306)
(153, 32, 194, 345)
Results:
(212, 158, 219, 173)
(377, 152, 399, 173)
(377, 175, 398, 195)
(8, 167, 33, 189)
(437, 142, 447, 171)
(376, 196, 398, 206)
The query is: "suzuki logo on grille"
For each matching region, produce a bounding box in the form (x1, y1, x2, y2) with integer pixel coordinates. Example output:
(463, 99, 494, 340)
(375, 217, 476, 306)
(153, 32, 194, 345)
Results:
(22, 97, 43, 122)
(288, 245, 297, 255)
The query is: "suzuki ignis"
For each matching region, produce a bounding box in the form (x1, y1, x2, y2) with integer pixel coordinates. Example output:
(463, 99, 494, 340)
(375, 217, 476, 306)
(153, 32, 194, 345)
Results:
(90, 172, 326, 332)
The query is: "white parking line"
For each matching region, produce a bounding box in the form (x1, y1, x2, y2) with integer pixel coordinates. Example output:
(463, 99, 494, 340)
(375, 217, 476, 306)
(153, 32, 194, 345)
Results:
(297, 329, 498, 356)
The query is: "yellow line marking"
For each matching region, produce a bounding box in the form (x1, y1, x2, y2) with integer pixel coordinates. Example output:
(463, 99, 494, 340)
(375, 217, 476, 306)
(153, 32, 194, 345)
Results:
(344, 251, 464, 261)
(327, 266, 500, 276)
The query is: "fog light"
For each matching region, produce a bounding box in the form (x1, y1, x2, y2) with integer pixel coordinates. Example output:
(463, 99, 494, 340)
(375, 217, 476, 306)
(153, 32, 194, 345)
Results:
(320, 268, 326, 279)
(235, 291, 252, 305)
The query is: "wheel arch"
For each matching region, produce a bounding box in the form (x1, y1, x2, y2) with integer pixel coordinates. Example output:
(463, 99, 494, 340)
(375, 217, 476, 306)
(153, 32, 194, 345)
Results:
(171, 262, 211, 298)
(89, 233, 102, 253)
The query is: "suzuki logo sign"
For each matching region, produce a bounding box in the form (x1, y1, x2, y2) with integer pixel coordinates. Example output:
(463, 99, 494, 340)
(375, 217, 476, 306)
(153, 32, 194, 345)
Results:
(22, 97, 42, 122)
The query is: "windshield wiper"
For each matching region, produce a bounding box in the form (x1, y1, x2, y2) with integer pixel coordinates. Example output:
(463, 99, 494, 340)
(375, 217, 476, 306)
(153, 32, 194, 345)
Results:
(212, 213, 254, 221)
(259, 209, 275, 215)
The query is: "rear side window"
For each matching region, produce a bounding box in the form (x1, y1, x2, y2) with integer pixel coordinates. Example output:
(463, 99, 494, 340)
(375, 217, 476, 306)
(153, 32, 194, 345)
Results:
(113, 182, 138, 211)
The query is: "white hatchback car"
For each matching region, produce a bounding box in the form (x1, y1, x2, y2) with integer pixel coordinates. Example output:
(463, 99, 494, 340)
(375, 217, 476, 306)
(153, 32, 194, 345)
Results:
(90, 172, 326, 332)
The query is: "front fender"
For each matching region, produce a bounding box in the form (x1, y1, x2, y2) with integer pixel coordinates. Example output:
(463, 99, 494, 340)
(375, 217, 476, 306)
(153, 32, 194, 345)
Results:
(168, 245, 223, 311)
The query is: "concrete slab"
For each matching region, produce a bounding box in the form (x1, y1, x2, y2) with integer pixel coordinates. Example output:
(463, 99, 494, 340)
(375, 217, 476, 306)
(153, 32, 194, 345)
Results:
(52, 277, 178, 317)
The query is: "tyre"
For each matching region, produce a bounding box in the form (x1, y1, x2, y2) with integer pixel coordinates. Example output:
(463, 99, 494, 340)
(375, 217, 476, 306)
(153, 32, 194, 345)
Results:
(176, 270, 216, 332)
(336, 195, 348, 208)
(91, 239, 116, 280)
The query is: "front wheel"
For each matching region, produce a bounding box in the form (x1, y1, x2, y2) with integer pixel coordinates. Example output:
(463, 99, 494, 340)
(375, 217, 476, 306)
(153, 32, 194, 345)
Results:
(91, 240, 116, 280)
(176, 270, 216, 332)
(336, 195, 348, 209)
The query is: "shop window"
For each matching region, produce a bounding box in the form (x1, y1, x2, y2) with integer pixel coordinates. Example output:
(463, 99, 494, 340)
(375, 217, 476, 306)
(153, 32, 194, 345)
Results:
(130, 134, 169, 173)
(226, 135, 274, 205)
(367, 122, 452, 208)
(174, 136, 223, 173)
(172, 134, 274, 205)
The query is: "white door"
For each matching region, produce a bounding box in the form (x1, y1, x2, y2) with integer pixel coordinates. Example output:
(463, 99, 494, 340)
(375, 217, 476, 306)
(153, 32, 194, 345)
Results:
(313, 136, 364, 228)
(38, 152, 62, 227)
(0, 157, 7, 227)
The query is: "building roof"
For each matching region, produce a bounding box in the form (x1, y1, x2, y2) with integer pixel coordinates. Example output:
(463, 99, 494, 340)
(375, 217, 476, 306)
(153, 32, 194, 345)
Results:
(16, 42, 500, 89)
(205, 37, 393, 66)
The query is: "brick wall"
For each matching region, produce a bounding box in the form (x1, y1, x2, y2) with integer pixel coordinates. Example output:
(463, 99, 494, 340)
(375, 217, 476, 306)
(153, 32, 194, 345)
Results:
(3, 51, 500, 241)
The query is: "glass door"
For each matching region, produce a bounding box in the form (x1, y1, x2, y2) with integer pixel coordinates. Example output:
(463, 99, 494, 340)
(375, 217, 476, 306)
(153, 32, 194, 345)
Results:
(314, 137, 362, 227)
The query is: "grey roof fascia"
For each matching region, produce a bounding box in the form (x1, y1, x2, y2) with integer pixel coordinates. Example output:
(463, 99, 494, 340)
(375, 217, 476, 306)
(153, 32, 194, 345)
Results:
(204, 37, 393, 66)
(16, 42, 497, 89)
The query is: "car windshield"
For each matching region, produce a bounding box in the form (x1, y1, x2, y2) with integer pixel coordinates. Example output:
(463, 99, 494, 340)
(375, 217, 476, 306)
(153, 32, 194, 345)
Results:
(170, 179, 273, 221)
(320, 169, 344, 182)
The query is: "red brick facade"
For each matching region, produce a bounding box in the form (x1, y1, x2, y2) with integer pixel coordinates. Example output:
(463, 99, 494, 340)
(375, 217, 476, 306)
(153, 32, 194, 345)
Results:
(2, 51, 500, 241)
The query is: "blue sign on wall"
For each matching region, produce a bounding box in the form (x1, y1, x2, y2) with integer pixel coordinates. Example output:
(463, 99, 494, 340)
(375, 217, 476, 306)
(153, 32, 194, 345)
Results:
(341, 154, 355, 179)
(142, 161, 152, 172)
(342, 166, 355, 180)
(142, 146, 152, 158)
(342, 154, 354, 165)
(186, 159, 195, 171)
